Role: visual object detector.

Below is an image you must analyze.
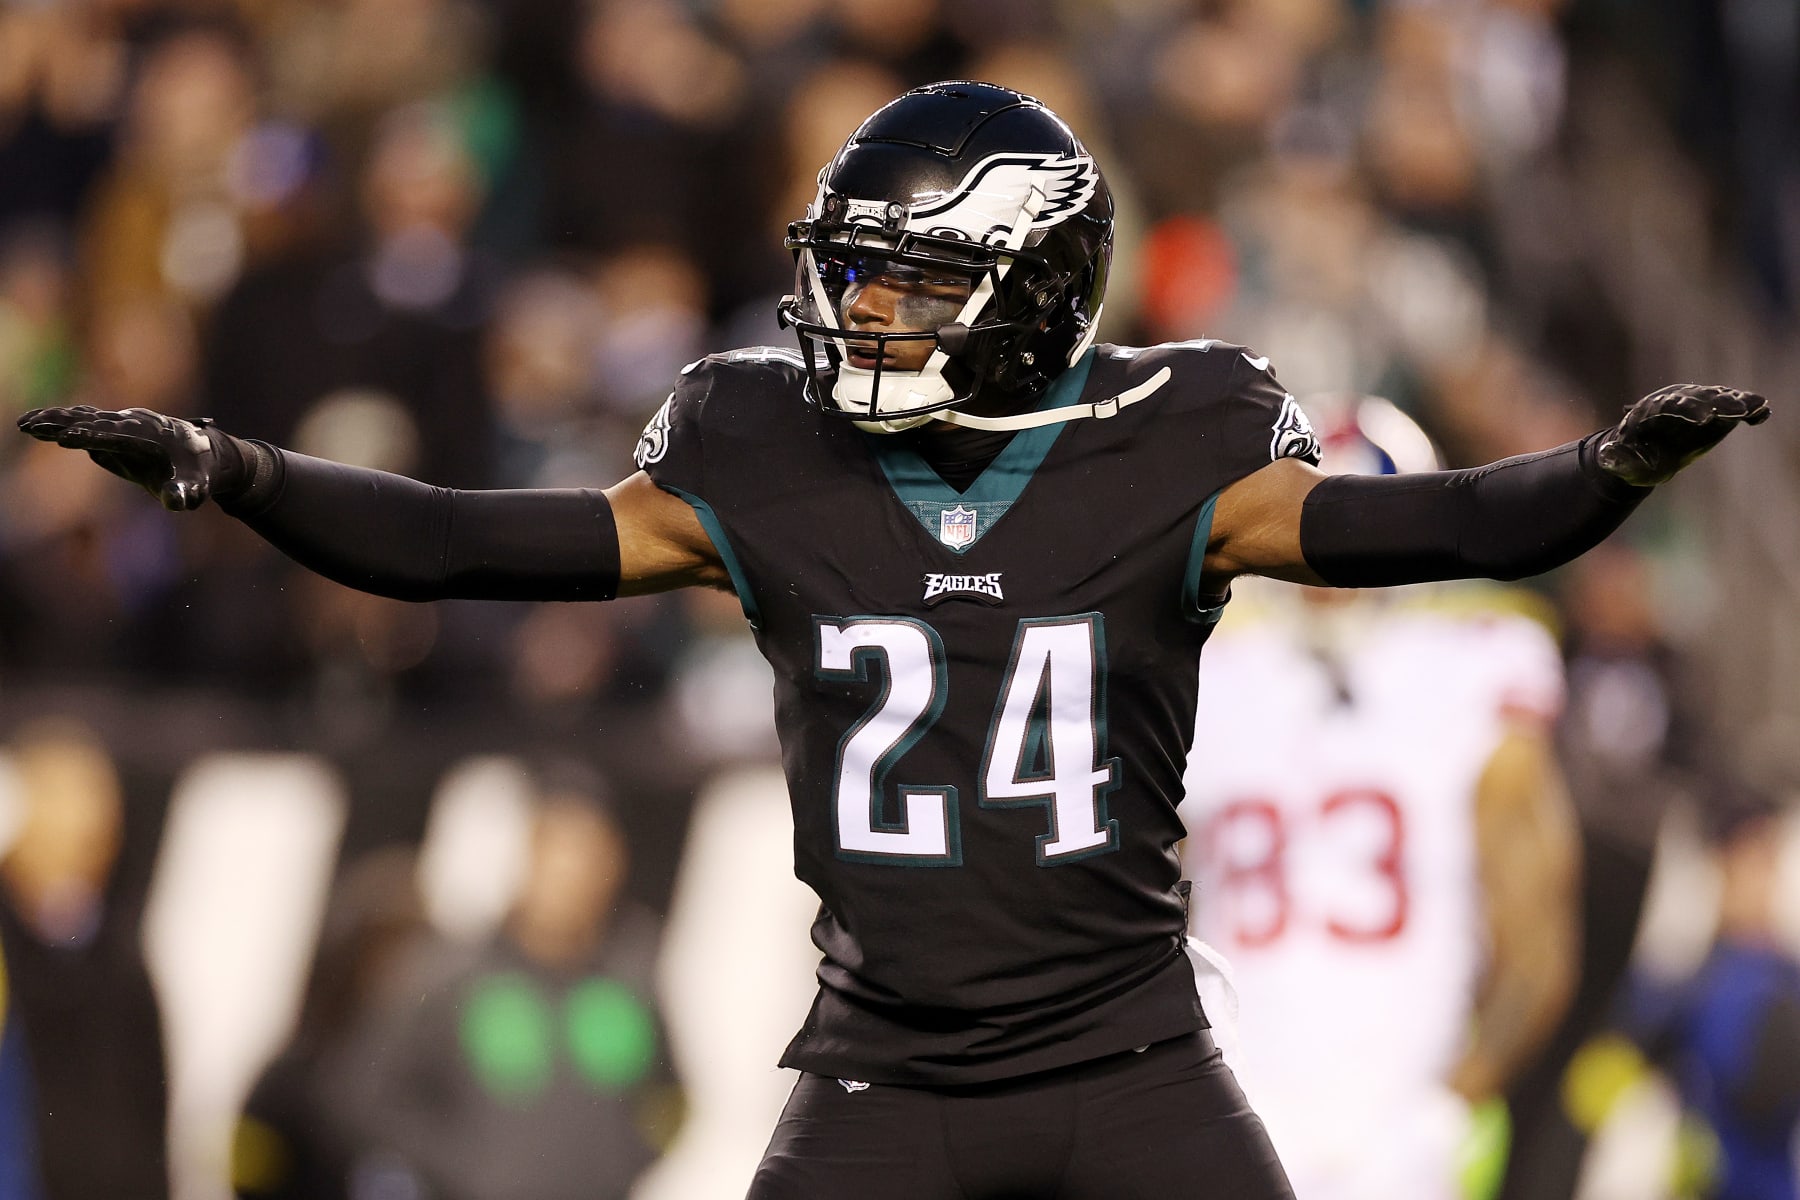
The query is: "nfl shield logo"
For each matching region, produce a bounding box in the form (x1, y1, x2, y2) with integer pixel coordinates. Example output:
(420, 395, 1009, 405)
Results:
(939, 505, 977, 549)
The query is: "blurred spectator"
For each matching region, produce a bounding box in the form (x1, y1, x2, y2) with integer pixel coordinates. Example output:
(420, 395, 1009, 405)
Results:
(0, 259, 208, 684)
(81, 25, 258, 313)
(0, 274, 209, 690)
(535, 0, 747, 270)
(0, 944, 45, 1200)
(1715, 0, 1800, 320)
(1364, 7, 1484, 233)
(665, 588, 781, 771)
(589, 244, 709, 434)
(231, 848, 434, 1200)
(1625, 789, 1800, 1200)
(0, 439, 153, 680)
(254, 0, 484, 163)
(206, 97, 500, 491)
(1631, 0, 1800, 320)
(486, 263, 608, 487)
(373, 763, 682, 1200)
(85, 290, 199, 413)
(484, 242, 711, 491)
(0, 2, 125, 232)
(0, 222, 79, 424)
(1130, 6, 1311, 216)
(827, 0, 968, 84)
(1498, 539, 1722, 1200)
(0, 718, 168, 1200)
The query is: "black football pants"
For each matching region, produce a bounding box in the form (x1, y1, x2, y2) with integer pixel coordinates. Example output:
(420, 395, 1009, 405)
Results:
(745, 1031, 1295, 1199)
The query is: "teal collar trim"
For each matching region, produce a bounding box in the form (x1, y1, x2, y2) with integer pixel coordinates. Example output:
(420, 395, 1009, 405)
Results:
(872, 351, 1096, 554)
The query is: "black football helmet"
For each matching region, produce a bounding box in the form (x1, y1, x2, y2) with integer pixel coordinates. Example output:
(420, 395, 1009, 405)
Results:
(778, 81, 1115, 433)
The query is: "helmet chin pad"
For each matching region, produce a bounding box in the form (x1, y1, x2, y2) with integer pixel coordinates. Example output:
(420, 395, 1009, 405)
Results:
(833, 362, 953, 433)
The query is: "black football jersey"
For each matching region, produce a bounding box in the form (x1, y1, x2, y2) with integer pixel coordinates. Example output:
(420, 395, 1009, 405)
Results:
(636, 341, 1320, 1085)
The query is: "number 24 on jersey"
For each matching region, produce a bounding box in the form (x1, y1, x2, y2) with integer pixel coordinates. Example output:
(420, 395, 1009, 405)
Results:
(816, 615, 1122, 867)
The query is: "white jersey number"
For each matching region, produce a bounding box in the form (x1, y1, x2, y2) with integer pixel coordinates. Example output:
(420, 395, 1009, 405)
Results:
(817, 615, 1119, 866)
(981, 616, 1120, 862)
(817, 619, 957, 863)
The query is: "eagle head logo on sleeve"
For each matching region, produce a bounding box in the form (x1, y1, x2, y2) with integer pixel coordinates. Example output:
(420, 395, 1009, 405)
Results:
(634, 396, 673, 469)
(1269, 395, 1322, 465)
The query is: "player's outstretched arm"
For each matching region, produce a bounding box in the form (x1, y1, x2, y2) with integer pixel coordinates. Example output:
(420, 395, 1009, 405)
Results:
(1203, 384, 1769, 591)
(16, 406, 727, 601)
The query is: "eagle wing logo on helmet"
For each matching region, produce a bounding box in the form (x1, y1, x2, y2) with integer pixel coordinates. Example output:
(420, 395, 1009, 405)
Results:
(909, 153, 1099, 242)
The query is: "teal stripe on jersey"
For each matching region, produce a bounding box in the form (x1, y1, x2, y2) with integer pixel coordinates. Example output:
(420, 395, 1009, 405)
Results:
(1181, 490, 1227, 627)
(665, 486, 760, 628)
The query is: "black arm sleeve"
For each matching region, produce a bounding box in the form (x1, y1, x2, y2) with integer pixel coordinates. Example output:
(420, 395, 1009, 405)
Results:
(222, 447, 621, 602)
(1299, 435, 1650, 588)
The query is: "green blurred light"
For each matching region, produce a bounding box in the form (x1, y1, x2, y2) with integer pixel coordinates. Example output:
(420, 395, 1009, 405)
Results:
(566, 979, 656, 1091)
(461, 972, 554, 1102)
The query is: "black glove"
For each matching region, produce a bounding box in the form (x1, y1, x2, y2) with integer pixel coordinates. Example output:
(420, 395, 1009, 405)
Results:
(1594, 384, 1770, 487)
(16, 405, 255, 511)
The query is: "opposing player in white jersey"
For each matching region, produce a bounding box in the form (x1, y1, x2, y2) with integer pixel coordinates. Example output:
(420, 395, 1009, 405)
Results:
(1179, 395, 1581, 1200)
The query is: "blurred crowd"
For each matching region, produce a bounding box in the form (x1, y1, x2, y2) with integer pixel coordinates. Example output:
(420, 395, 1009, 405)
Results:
(0, 0, 1797, 1197)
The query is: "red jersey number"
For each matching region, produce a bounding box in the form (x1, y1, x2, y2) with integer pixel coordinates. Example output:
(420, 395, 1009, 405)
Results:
(1204, 788, 1409, 947)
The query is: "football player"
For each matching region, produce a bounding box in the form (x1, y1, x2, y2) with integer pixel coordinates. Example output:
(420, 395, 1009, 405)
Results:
(18, 82, 1769, 1199)
(1179, 395, 1579, 1200)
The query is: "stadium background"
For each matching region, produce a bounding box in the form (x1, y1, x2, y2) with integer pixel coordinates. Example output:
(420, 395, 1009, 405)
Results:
(0, 0, 1797, 1196)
